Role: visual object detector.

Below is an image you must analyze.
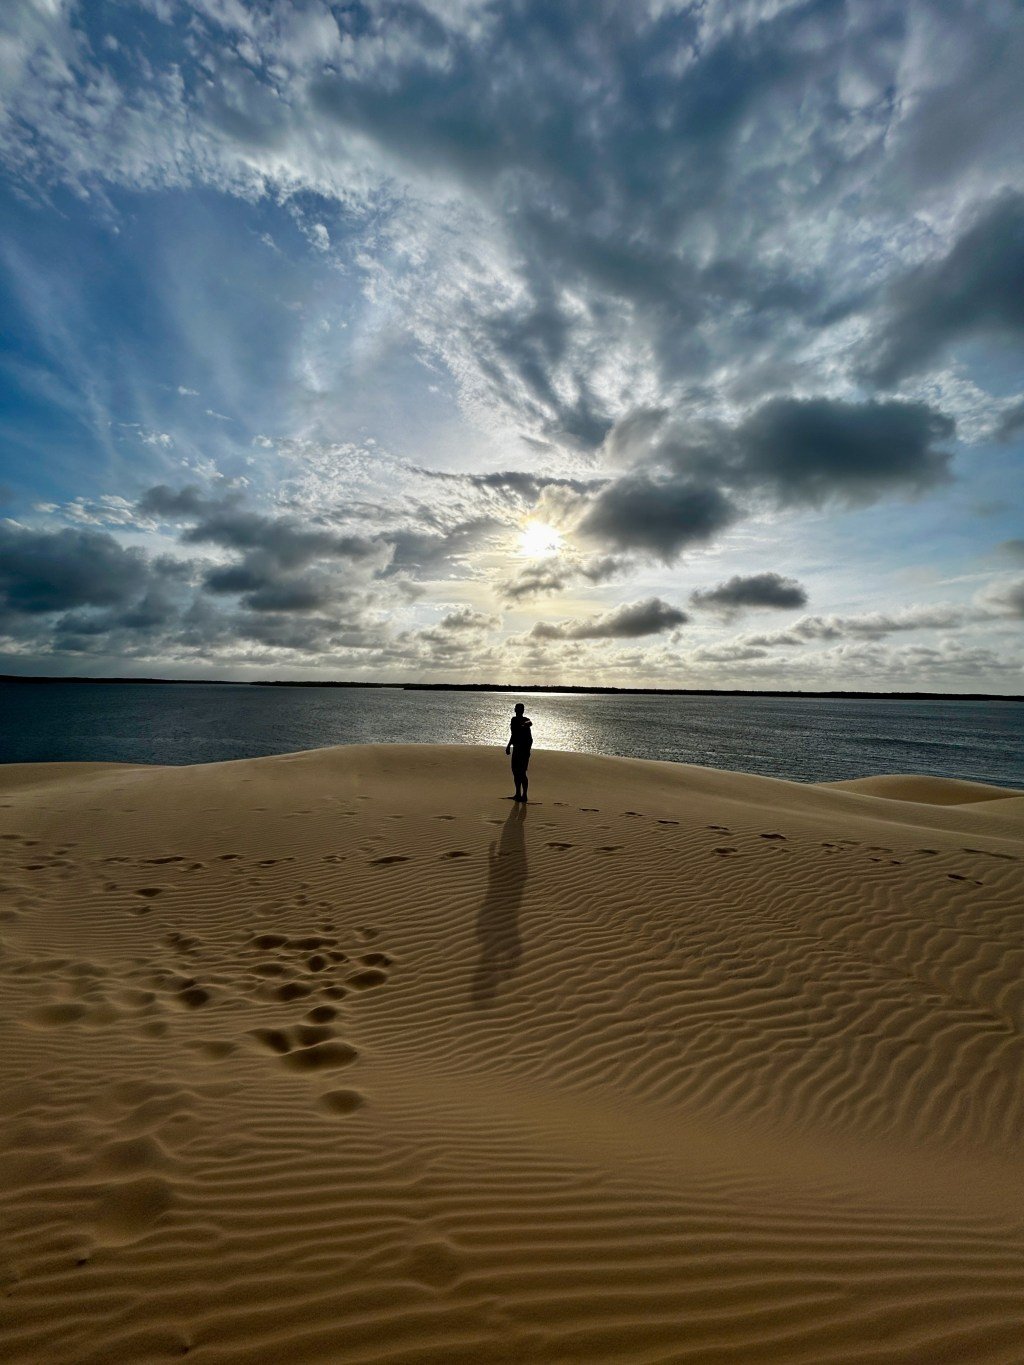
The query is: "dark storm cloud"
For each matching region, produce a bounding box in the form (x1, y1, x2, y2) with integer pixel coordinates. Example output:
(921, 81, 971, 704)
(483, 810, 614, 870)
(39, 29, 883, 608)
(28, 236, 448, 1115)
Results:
(531, 597, 687, 641)
(0, 523, 152, 614)
(577, 476, 738, 562)
(732, 399, 954, 507)
(238, 578, 341, 614)
(0, 522, 203, 662)
(866, 193, 1024, 388)
(587, 397, 954, 560)
(690, 573, 808, 615)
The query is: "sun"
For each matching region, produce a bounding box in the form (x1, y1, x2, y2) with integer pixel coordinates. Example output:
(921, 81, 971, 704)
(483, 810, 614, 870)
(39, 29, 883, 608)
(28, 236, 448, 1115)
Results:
(518, 521, 564, 558)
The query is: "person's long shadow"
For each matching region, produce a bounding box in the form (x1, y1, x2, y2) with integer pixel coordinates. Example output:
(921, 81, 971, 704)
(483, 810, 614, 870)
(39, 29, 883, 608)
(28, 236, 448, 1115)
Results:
(470, 803, 528, 1008)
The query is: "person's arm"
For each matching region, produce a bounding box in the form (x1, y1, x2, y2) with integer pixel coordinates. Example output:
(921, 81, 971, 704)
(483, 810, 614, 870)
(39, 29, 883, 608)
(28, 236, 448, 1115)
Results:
(505, 719, 513, 755)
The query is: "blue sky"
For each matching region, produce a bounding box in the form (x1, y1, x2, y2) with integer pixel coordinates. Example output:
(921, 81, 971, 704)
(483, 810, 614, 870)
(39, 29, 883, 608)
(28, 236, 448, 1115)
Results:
(0, 0, 1022, 688)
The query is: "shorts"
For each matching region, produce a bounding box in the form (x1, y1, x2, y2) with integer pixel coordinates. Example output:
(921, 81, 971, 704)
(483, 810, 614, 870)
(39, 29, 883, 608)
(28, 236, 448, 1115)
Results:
(510, 748, 531, 776)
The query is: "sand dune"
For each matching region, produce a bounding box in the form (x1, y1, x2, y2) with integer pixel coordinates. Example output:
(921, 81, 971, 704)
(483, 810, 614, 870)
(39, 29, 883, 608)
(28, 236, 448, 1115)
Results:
(1, 744, 1022, 1363)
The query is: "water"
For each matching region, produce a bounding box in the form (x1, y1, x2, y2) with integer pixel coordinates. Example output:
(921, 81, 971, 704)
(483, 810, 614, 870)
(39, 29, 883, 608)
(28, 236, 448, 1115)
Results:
(1, 681, 1022, 788)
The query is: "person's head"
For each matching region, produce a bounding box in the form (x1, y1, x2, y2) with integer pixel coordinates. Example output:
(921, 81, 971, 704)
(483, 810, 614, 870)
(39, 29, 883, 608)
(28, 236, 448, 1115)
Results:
(514, 702, 525, 715)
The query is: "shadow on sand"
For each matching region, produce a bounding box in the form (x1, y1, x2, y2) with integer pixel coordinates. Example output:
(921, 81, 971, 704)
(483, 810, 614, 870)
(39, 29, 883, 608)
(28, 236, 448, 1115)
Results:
(471, 803, 528, 1008)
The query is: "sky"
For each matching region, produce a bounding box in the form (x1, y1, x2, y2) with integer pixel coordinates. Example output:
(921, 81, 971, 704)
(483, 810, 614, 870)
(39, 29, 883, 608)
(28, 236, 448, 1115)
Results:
(0, 0, 1022, 690)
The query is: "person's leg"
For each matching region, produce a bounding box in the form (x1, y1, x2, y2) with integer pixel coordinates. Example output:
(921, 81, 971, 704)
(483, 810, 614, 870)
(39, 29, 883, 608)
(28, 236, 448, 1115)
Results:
(520, 752, 530, 802)
(511, 756, 522, 800)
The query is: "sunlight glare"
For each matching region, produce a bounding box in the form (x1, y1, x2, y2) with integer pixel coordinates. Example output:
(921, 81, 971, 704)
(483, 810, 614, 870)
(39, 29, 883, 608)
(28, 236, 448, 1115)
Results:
(518, 521, 564, 558)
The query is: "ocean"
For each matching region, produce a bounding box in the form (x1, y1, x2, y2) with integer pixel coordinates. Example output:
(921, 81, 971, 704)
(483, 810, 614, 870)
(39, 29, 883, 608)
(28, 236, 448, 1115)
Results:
(1, 681, 1022, 788)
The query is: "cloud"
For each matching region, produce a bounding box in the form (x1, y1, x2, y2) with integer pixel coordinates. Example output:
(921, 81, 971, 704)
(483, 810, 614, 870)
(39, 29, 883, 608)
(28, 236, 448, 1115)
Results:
(613, 398, 953, 509)
(139, 486, 389, 613)
(401, 606, 501, 665)
(577, 396, 953, 561)
(577, 476, 738, 561)
(0, 523, 152, 615)
(978, 576, 1024, 619)
(996, 399, 1024, 442)
(6, 0, 1017, 456)
(382, 518, 501, 575)
(571, 393, 953, 568)
(690, 572, 807, 616)
(437, 607, 498, 632)
(531, 597, 687, 641)
(499, 553, 628, 600)
(997, 539, 1024, 563)
(0, 522, 202, 662)
(866, 193, 1024, 388)
(791, 607, 965, 641)
(731, 398, 954, 508)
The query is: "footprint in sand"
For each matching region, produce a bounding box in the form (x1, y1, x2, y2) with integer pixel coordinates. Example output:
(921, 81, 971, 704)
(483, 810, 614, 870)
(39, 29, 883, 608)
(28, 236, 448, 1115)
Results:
(707, 824, 731, 833)
(319, 1089, 364, 1116)
(370, 855, 409, 865)
(657, 819, 679, 825)
(760, 832, 787, 840)
(947, 873, 983, 885)
(346, 967, 388, 990)
(27, 1001, 89, 1027)
(713, 847, 738, 857)
(546, 842, 573, 850)
(251, 1024, 358, 1072)
(435, 815, 457, 821)
(597, 845, 623, 853)
(579, 807, 599, 813)
(441, 850, 470, 859)
(250, 933, 288, 950)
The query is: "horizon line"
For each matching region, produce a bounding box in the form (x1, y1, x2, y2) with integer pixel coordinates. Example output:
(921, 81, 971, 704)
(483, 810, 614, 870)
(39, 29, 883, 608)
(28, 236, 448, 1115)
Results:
(1, 674, 1021, 703)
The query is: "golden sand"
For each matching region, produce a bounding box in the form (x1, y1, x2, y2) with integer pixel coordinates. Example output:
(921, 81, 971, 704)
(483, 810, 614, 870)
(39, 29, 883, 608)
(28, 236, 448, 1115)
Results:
(1, 744, 1022, 1363)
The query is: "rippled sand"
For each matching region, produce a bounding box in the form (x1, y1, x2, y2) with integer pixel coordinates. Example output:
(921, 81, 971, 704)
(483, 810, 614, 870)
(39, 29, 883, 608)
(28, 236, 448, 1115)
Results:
(1, 745, 1022, 1363)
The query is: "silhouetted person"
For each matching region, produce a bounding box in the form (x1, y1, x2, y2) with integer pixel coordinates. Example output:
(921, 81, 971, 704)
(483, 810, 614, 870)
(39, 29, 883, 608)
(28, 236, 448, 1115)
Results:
(505, 702, 533, 802)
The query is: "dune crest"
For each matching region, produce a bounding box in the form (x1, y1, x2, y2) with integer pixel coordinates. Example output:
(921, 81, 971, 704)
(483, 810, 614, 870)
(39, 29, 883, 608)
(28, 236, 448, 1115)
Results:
(2, 745, 1022, 1363)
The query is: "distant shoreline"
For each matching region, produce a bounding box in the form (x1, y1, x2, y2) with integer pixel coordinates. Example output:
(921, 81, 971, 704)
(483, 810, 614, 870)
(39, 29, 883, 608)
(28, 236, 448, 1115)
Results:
(1, 674, 1021, 703)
